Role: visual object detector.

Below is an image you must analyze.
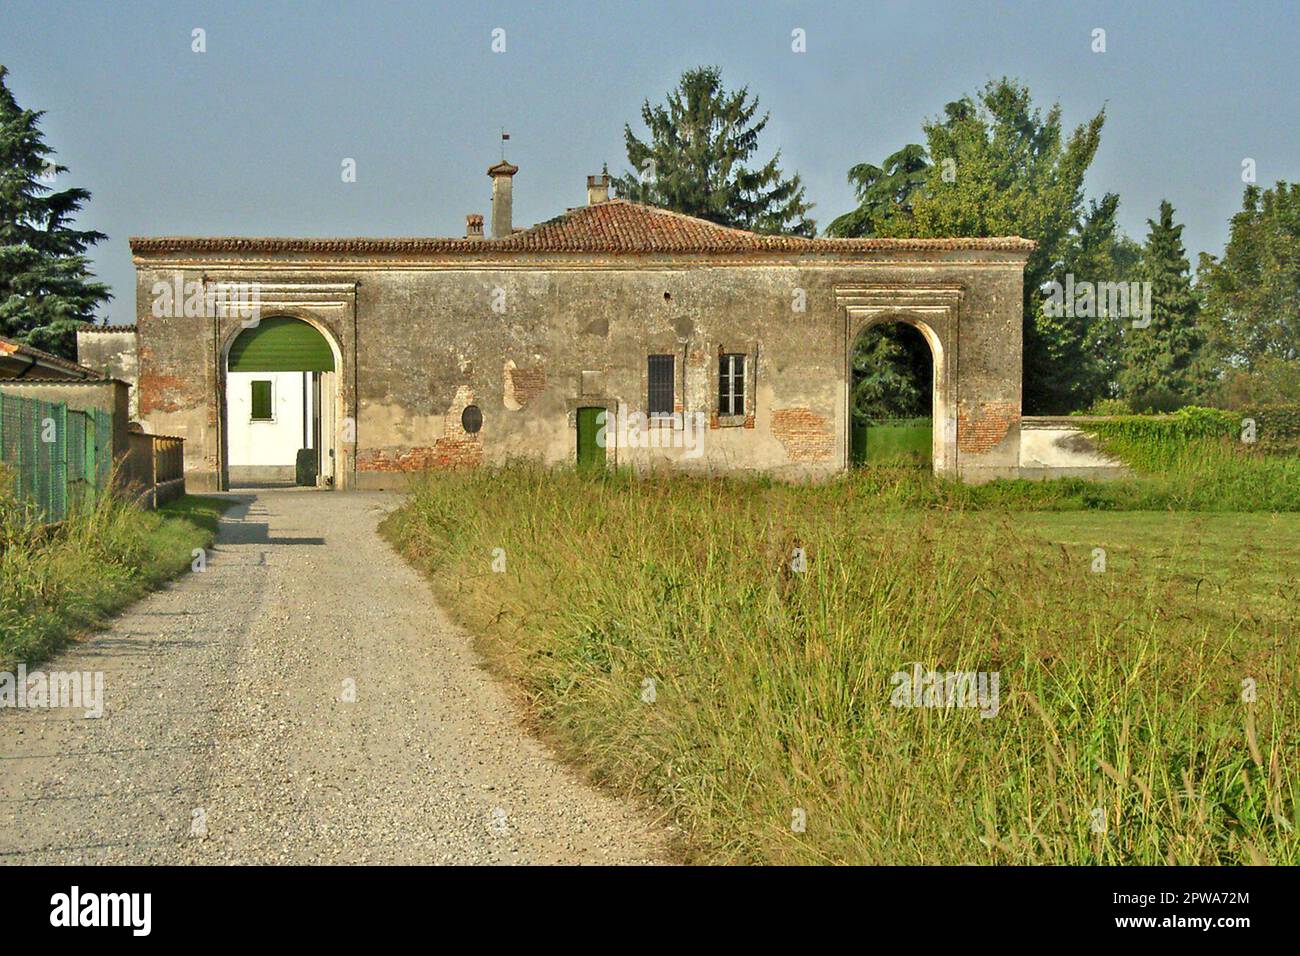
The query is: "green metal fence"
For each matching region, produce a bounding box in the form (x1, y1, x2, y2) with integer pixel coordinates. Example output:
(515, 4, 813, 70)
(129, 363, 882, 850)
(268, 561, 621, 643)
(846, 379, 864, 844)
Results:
(0, 393, 114, 522)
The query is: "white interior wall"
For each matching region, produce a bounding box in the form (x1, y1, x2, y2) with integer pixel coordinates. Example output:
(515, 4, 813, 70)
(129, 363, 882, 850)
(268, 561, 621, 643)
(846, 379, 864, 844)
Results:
(227, 371, 306, 466)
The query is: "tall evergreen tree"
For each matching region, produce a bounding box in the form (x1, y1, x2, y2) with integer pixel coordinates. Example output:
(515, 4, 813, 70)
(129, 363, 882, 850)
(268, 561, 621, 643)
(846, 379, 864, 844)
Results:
(1117, 201, 1203, 409)
(1036, 193, 1141, 409)
(1197, 182, 1300, 373)
(613, 67, 815, 236)
(0, 65, 110, 358)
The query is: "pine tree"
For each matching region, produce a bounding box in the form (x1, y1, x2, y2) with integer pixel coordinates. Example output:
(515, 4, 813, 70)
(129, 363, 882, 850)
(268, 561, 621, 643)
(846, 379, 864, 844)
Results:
(1197, 181, 1300, 373)
(613, 67, 815, 236)
(1118, 200, 1203, 409)
(826, 144, 929, 238)
(0, 65, 110, 358)
(1036, 193, 1141, 410)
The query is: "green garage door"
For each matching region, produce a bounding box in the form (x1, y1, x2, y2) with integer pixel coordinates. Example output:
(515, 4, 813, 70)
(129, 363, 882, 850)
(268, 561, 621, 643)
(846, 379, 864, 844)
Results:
(227, 317, 335, 372)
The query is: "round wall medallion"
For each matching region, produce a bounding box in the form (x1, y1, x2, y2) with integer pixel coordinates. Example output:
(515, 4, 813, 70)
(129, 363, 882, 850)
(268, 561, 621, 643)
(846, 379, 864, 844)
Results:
(461, 404, 483, 434)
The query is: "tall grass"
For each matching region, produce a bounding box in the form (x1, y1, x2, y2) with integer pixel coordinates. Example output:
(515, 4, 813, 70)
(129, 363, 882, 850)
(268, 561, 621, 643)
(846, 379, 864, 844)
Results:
(385, 464, 1299, 864)
(0, 472, 228, 666)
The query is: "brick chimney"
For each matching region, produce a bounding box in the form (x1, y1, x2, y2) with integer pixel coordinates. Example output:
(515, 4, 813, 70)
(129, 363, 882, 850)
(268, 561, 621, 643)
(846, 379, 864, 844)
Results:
(487, 160, 518, 239)
(587, 166, 610, 205)
(465, 214, 484, 240)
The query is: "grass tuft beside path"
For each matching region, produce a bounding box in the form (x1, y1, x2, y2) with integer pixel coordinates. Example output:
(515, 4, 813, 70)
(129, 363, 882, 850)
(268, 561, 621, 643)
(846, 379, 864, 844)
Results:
(1, 487, 230, 667)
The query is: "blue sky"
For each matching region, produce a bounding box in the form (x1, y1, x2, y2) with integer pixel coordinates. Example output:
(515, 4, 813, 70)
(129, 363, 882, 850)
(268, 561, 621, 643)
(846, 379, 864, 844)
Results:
(3, 0, 1297, 325)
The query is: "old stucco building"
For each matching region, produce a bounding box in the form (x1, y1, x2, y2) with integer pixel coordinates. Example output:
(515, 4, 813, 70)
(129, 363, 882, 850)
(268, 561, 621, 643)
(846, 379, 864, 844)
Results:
(116, 163, 1041, 490)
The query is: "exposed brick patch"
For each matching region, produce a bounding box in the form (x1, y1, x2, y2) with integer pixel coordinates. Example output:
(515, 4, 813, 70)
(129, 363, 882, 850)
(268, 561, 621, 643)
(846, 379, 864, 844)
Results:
(357, 438, 482, 472)
(505, 365, 545, 406)
(957, 401, 1019, 454)
(772, 407, 834, 462)
(358, 384, 486, 471)
(138, 372, 190, 415)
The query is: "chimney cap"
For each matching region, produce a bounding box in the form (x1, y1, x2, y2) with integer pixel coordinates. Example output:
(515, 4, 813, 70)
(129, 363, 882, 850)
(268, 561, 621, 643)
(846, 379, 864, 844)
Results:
(487, 160, 519, 178)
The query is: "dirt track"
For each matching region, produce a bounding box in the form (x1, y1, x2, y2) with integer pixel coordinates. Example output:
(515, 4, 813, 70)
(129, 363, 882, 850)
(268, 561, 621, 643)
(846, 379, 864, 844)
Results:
(0, 490, 665, 865)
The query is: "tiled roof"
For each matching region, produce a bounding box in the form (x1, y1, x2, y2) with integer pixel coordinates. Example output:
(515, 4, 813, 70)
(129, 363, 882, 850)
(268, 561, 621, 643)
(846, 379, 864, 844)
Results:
(0, 335, 98, 378)
(78, 324, 137, 333)
(130, 200, 1036, 257)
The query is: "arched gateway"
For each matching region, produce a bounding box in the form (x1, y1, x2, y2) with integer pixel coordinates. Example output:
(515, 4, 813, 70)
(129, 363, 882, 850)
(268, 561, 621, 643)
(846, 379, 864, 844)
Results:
(222, 316, 342, 489)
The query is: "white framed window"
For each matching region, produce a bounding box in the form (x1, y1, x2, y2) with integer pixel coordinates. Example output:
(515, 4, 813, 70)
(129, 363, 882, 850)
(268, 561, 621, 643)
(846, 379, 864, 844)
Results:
(719, 353, 746, 417)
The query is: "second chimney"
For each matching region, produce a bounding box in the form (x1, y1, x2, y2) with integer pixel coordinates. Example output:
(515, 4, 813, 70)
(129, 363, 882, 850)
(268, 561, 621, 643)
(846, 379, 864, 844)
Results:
(587, 168, 610, 205)
(487, 160, 519, 239)
(465, 214, 484, 240)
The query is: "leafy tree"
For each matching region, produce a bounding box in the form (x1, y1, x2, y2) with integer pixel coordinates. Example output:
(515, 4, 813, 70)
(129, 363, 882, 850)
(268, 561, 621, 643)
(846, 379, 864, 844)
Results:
(851, 323, 932, 421)
(613, 66, 815, 236)
(1034, 193, 1141, 409)
(826, 144, 929, 238)
(1197, 182, 1300, 374)
(860, 79, 1114, 413)
(1117, 201, 1203, 409)
(0, 66, 111, 358)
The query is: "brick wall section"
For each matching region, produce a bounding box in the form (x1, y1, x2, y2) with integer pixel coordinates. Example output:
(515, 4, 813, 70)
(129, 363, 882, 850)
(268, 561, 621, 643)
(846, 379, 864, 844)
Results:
(138, 372, 191, 415)
(771, 407, 835, 463)
(506, 366, 546, 406)
(957, 401, 1020, 454)
(357, 436, 483, 471)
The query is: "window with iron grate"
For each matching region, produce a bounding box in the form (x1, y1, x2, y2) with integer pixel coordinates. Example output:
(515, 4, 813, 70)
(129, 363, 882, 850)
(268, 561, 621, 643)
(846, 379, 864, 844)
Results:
(647, 354, 674, 417)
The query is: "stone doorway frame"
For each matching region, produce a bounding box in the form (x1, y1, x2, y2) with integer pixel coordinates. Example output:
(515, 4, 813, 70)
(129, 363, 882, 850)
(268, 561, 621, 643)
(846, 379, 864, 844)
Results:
(213, 291, 355, 491)
(836, 284, 963, 478)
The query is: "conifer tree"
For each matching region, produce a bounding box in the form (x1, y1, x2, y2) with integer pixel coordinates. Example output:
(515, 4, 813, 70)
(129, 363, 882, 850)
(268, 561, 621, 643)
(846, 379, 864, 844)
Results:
(0, 65, 110, 358)
(614, 67, 815, 236)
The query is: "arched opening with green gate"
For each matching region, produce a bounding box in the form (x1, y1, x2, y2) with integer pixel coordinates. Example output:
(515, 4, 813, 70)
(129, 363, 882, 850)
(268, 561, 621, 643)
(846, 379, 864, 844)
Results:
(223, 316, 339, 489)
(849, 320, 936, 470)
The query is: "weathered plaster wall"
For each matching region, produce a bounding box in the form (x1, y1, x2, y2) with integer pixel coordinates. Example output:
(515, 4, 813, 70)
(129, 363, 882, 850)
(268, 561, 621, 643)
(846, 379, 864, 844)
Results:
(76, 329, 140, 420)
(133, 250, 1027, 489)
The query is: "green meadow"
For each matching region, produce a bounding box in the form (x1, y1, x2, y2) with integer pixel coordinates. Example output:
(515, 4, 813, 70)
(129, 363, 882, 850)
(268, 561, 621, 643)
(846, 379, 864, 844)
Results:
(385, 452, 1299, 865)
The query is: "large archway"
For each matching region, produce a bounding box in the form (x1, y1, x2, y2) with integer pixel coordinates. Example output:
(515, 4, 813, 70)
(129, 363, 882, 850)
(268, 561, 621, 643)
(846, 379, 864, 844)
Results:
(222, 316, 340, 489)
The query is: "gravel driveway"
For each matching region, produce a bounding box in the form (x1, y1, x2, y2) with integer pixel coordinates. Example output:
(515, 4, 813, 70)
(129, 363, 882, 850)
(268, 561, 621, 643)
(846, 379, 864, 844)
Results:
(0, 489, 666, 865)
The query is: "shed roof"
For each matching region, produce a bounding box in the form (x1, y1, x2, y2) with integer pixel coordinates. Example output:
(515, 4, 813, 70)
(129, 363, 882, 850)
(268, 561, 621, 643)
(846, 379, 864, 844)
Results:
(0, 336, 99, 380)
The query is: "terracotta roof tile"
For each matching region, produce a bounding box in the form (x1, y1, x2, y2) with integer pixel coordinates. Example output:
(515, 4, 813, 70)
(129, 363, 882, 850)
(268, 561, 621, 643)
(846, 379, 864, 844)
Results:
(131, 199, 1036, 257)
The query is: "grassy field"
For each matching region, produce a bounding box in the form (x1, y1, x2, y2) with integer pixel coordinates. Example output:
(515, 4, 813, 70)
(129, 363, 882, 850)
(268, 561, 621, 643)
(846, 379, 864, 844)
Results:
(0, 487, 230, 666)
(385, 463, 1299, 865)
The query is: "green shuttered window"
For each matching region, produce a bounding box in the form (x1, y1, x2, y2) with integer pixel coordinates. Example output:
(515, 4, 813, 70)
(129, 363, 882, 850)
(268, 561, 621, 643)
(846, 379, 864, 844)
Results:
(250, 380, 273, 420)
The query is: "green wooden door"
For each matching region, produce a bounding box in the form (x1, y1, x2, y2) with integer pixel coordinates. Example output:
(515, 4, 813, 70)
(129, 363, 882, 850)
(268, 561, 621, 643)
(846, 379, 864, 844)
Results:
(576, 407, 605, 469)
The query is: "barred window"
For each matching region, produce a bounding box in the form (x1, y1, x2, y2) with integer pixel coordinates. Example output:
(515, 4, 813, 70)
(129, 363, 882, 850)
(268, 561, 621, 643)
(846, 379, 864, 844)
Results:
(647, 354, 674, 417)
(719, 353, 745, 417)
